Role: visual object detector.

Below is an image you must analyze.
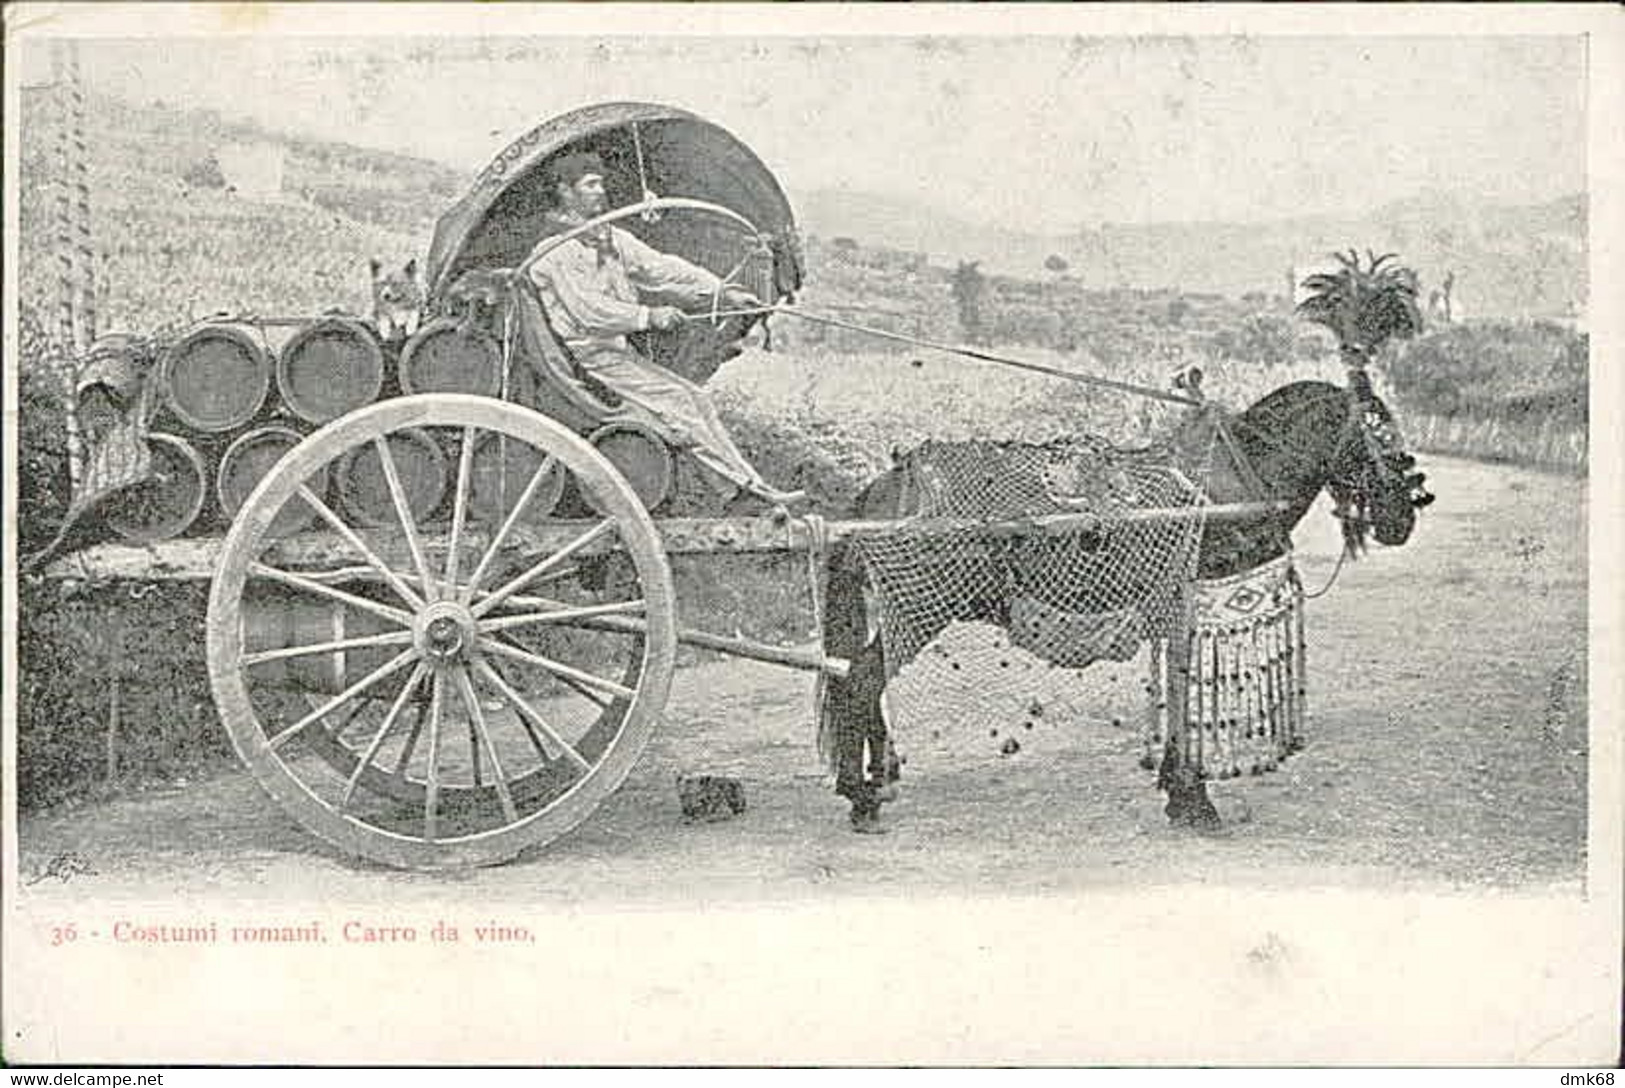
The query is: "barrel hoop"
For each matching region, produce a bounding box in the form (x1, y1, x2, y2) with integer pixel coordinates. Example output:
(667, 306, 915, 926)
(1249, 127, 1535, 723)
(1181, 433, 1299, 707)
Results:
(105, 433, 208, 542)
(588, 421, 676, 512)
(398, 318, 503, 397)
(276, 317, 386, 424)
(159, 325, 270, 433)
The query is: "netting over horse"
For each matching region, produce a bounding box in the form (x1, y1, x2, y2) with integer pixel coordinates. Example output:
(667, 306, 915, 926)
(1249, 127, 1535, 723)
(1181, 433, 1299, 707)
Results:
(817, 372, 1434, 833)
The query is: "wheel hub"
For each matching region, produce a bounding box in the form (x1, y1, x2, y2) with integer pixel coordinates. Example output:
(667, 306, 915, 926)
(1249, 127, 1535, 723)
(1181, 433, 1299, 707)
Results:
(416, 601, 476, 662)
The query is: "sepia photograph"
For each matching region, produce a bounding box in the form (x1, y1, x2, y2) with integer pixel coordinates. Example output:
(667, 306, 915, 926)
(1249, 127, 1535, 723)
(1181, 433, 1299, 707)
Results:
(3, 3, 1619, 1067)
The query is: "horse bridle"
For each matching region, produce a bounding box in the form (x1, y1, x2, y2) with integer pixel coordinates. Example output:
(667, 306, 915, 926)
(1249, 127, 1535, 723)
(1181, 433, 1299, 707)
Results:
(1340, 373, 1434, 512)
(1217, 377, 1433, 546)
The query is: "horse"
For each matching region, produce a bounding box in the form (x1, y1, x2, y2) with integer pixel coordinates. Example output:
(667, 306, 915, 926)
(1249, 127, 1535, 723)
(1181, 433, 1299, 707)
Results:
(818, 371, 1434, 832)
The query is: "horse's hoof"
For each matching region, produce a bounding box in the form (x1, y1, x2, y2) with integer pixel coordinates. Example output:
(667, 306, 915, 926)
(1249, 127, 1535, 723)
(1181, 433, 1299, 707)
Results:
(849, 808, 889, 835)
(1165, 790, 1223, 833)
(1188, 809, 1224, 834)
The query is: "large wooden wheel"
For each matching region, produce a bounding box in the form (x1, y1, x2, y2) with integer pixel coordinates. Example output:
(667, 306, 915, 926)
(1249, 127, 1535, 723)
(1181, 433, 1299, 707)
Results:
(207, 395, 677, 870)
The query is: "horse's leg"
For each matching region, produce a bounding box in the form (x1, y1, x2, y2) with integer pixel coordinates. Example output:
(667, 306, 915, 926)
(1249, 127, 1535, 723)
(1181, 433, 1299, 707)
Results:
(841, 639, 892, 833)
(822, 552, 893, 833)
(1160, 613, 1221, 830)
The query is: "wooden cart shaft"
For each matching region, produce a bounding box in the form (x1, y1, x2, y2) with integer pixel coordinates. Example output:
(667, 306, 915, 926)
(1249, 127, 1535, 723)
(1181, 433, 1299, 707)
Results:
(43, 501, 1285, 684)
(45, 500, 1289, 583)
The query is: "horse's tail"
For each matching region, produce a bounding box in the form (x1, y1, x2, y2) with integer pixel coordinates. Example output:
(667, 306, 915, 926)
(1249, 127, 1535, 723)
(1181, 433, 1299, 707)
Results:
(814, 676, 837, 778)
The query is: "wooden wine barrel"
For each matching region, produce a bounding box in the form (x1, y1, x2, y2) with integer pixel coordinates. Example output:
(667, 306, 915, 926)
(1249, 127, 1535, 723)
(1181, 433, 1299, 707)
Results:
(216, 425, 328, 538)
(335, 426, 446, 528)
(241, 588, 400, 695)
(277, 317, 385, 424)
(159, 325, 270, 433)
(588, 421, 675, 512)
(104, 433, 208, 542)
(469, 430, 565, 526)
(397, 318, 503, 397)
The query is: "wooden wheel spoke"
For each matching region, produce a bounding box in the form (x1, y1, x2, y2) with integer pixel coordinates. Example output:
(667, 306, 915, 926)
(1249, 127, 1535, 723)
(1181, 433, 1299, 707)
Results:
(474, 659, 590, 773)
(482, 594, 648, 641)
(490, 632, 617, 711)
(477, 637, 636, 701)
(266, 649, 419, 751)
(478, 599, 645, 634)
(461, 455, 560, 602)
(392, 699, 430, 780)
(242, 629, 415, 667)
(342, 663, 428, 809)
(481, 662, 562, 762)
(552, 671, 615, 711)
(471, 519, 617, 619)
(453, 668, 520, 825)
(424, 671, 444, 841)
(295, 482, 426, 611)
(373, 437, 438, 603)
(332, 699, 371, 742)
(444, 426, 478, 595)
(248, 563, 414, 628)
(480, 591, 648, 641)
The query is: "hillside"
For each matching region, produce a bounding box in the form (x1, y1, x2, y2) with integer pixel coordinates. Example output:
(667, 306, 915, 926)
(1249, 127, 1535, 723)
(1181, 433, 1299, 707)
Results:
(17, 87, 467, 335)
(20, 87, 1585, 341)
(799, 188, 1586, 320)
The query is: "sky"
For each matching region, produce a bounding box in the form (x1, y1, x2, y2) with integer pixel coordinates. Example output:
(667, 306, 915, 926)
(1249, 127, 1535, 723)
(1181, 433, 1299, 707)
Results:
(15, 23, 1587, 235)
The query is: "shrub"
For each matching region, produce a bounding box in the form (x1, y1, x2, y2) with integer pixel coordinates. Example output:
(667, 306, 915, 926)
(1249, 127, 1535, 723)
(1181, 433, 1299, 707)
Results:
(1206, 313, 1298, 367)
(1385, 320, 1587, 422)
(988, 302, 1064, 349)
(17, 580, 225, 811)
(181, 155, 227, 190)
(17, 347, 73, 559)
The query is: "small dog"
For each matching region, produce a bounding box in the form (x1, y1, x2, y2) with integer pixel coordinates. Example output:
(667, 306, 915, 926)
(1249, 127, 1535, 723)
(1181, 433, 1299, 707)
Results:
(370, 257, 424, 343)
(676, 773, 747, 822)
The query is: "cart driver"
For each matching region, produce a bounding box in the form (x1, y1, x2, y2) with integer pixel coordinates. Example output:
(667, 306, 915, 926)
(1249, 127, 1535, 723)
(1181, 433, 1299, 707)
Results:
(525, 151, 806, 508)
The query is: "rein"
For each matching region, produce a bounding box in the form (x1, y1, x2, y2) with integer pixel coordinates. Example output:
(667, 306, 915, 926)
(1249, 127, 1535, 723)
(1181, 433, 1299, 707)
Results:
(711, 303, 1205, 407)
(1300, 544, 1349, 599)
(720, 303, 1390, 573)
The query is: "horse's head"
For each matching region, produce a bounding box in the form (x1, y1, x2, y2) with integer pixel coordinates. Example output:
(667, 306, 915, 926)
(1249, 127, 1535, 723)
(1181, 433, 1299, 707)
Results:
(1205, 374, 1433, 573)
(1326, 368, 1434, 552)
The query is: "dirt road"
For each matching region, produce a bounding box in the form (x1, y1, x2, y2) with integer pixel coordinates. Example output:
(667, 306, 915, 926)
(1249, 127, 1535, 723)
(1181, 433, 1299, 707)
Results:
(16, 455, 1588, 904)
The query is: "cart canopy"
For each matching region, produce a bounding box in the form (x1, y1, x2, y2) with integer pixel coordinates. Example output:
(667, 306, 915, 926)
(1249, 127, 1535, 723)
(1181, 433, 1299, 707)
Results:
(425, 102, 802, 304)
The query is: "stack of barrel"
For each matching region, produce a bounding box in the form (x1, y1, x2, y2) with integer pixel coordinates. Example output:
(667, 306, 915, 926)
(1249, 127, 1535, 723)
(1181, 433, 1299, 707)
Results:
(99, 311, 541, 542)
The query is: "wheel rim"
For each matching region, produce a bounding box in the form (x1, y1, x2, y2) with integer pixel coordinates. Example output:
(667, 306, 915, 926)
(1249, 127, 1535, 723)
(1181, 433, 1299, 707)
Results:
(207, 395, 676, 870)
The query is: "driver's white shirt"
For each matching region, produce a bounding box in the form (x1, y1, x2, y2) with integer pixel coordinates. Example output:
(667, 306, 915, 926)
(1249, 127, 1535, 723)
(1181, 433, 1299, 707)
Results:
(526, 212, 722, 356)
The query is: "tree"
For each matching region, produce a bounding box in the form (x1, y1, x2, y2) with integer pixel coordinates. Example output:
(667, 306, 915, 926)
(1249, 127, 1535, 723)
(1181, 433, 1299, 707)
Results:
(1296, 249, 1423, 369)
(1044, 253, 1069, 279)
(950, 261, 987, 344)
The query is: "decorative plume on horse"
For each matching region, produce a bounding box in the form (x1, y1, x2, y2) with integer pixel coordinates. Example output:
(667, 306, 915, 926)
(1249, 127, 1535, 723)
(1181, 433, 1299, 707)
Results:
(816, 248, 1435, 833)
